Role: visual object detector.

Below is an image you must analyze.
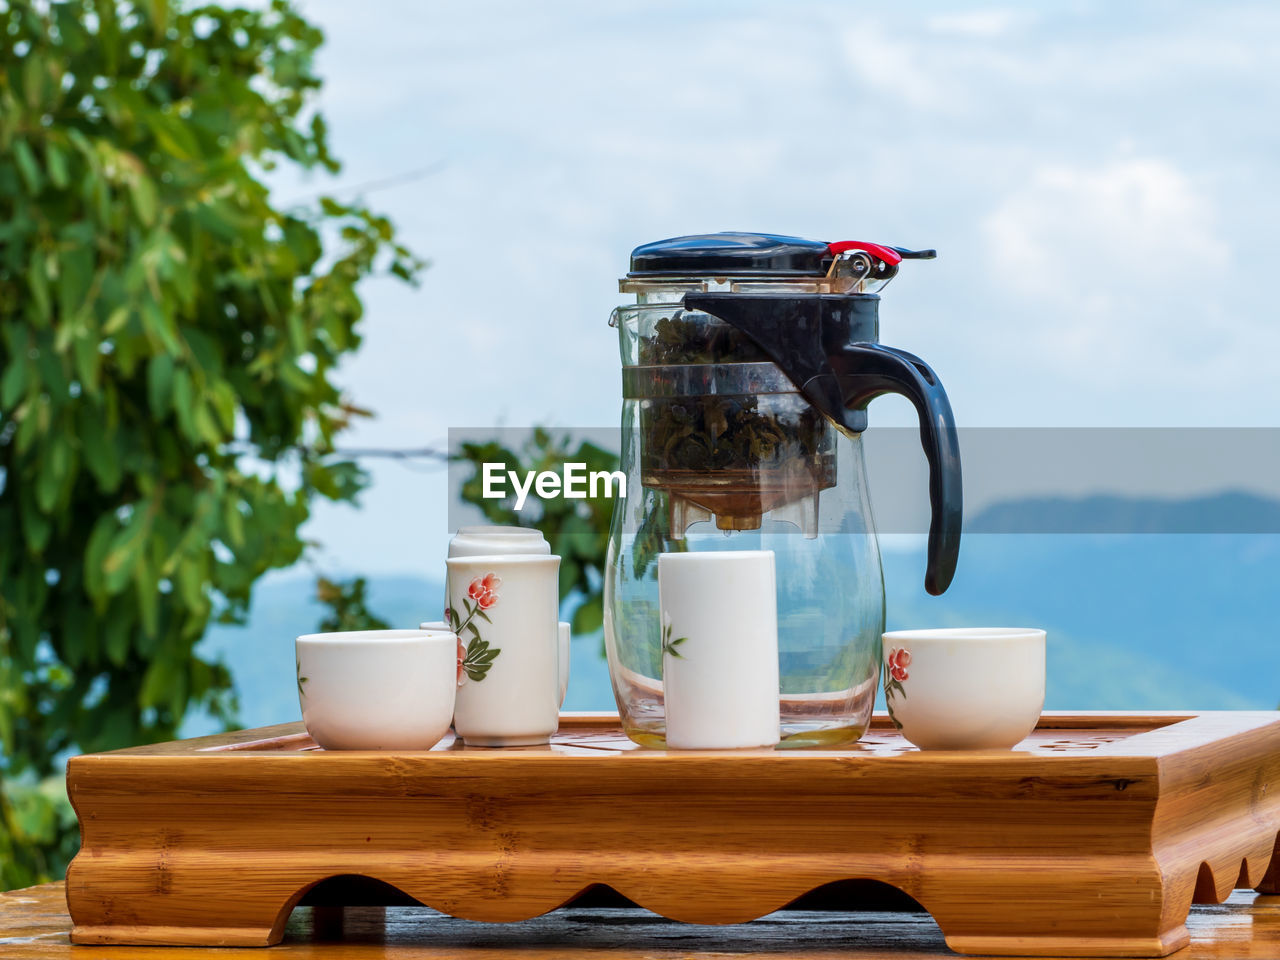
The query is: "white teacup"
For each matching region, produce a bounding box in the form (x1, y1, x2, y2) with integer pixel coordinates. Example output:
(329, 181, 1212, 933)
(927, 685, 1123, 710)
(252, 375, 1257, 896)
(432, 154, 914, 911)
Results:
(659, 550, 780, 750)
(881, 627, 1046, 751)
(446, 554, 561, 746)
(296, 629, 457, 750)
(421, 618, 572, 709)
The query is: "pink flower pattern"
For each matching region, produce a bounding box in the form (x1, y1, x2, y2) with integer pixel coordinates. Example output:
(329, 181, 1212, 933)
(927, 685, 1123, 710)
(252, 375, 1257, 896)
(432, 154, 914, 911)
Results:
(448, 572, 503, 682)
(887, 647, 911, 683)
(884, 646, 911, 732)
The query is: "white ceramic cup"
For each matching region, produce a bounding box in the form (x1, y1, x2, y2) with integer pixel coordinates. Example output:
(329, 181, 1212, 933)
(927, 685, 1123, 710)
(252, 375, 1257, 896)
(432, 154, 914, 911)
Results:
(421, 618, 571, 709)
(658, 550, 780, 750)
(880, 627, 1046, 750)
(295, 629, 457, 750)
(446, 554, 561, 746)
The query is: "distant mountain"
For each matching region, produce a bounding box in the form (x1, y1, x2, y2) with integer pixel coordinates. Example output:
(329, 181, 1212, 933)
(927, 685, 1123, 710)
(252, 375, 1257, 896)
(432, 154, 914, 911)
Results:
(881, 532, 1279, 711)
(969, 490, 1280, 533)
(184, 501, 1280, 737)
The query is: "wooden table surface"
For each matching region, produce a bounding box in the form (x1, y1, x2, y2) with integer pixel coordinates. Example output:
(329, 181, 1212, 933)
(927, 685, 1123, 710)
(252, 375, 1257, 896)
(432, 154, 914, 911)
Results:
(6, 881, 1280, 959)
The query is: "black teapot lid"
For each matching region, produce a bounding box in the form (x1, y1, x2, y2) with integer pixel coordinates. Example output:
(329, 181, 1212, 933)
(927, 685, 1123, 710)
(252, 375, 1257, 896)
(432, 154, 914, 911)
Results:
(628, 232, 832, 278)
(628, 232, 935, 279)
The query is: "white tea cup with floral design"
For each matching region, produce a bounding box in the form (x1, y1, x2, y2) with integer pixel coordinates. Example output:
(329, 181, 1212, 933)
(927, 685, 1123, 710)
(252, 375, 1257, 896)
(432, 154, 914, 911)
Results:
(881, 627, 1046, 751)
(445, 554, 561, 746)
(295, 629, 457, 750)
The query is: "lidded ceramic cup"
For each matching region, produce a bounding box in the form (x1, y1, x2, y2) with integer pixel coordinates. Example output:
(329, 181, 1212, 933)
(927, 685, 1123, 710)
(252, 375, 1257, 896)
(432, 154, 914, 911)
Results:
(447, 554, 561, 746)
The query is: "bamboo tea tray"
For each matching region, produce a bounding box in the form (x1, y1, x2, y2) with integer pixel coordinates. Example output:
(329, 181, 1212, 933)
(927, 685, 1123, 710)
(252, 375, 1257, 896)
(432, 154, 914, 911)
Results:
(66, 711, 1280, 957)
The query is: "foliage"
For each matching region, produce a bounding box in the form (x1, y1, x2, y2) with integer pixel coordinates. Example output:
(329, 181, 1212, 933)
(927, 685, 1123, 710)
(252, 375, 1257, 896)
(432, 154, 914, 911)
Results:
(454, 429, 620, 636)
(315, 576, 390, 634)
(0, 0, 421, 887)
(0, 773, 76, 890)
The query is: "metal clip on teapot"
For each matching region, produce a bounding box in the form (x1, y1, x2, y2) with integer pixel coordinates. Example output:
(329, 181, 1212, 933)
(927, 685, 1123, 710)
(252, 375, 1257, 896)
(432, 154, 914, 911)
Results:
(604, 233, 962, 747)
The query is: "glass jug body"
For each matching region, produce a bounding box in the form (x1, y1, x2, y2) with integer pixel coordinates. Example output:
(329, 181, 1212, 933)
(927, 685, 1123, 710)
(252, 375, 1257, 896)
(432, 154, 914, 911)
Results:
(604, 298, 885, 748)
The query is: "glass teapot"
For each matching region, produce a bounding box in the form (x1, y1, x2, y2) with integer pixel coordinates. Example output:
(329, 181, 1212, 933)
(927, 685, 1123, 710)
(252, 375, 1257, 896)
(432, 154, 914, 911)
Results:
(603, 232, 962, 748)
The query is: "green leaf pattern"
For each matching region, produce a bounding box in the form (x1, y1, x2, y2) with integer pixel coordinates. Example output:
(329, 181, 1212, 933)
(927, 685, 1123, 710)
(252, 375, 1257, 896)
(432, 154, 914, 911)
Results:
(660, 617, 688, 660)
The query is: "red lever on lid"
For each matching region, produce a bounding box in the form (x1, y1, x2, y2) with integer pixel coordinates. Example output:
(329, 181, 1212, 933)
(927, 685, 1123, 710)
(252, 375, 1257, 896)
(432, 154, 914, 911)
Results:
(827, 241, 904, 265)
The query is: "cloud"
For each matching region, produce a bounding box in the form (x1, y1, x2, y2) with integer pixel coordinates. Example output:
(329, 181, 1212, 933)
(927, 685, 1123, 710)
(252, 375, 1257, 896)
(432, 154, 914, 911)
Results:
(279, 0, 1280, 569)
(986, 157, 1227, 298)
(840, 21, 953, 111)
(980, 157, 1232, 380)
(927, 9, 1030, 38)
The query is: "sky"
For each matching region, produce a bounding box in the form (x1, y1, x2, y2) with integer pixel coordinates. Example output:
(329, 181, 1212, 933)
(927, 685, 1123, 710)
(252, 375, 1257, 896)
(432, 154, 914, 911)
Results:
(274, 0, 1280, 575)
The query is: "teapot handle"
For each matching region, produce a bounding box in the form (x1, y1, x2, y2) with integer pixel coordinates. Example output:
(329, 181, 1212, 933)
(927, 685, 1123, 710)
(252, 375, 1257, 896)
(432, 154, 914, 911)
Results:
(831, 343, 962, 595)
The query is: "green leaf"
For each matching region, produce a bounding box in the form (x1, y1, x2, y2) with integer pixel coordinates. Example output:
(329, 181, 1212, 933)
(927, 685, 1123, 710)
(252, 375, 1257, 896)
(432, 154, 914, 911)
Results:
(209, 381, 237, 434)
(103, 306, 130, 335)
(1, 356, 28, 409)
(83, 512, 118, 605)
(193, 402, 221, 444)
(79, 413, 122, 493)
(13, 140, 42, 194)
(134, 557, 159, 640)
(20, 497, 52, 554)
(26, 257, 52, 323)
(45, 141, 70, 189)
(172, 367, 196, 441)
(128, 171, 158, 226)
(176, 556, 206, 613)
(36, 434, 71, 513)
(571, 594, 603, 635)
(103, 503, 151, 596)
(147, 354, 174, 417)
(73, 328, 101, 395)
(104, 615, 132, 668)
(139, 658, 171, 709)
(140, 297, 180, 354)
(222, 497, 246, 548)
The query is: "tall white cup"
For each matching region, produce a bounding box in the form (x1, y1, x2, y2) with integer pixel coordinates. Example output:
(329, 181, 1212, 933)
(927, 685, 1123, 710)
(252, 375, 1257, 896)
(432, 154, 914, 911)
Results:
(659, 550, 780, 750)
(446, 554, 561, 746)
